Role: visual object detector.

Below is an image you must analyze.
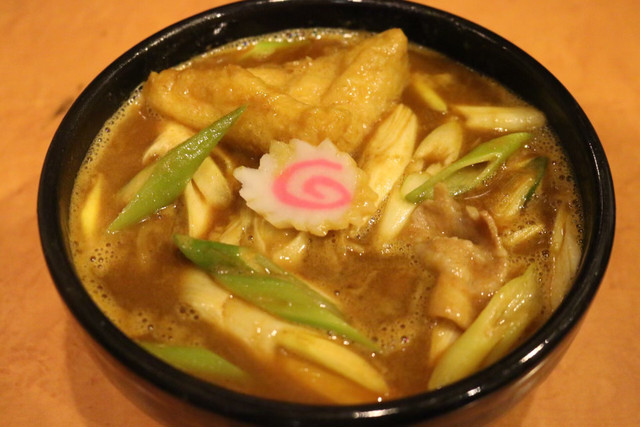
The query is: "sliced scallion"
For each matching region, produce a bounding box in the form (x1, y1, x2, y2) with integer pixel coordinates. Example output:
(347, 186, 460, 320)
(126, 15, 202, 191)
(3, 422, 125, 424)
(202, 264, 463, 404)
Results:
(173, 235, 377, 350)
(405, 132, 530, 204)
(108, 106, 245, 232)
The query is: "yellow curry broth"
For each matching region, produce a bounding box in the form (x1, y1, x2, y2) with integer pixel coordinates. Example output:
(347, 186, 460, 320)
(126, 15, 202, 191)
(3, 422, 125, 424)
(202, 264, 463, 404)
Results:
(69, 28, 582, 403)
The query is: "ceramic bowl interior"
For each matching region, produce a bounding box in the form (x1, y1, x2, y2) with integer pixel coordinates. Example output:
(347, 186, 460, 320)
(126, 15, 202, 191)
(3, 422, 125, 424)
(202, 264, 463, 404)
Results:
(38, 1, 615, 426)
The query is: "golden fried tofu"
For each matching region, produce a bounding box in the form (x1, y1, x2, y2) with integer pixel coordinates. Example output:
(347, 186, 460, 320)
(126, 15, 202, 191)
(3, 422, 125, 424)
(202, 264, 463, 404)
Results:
(144, 29, 409, 155)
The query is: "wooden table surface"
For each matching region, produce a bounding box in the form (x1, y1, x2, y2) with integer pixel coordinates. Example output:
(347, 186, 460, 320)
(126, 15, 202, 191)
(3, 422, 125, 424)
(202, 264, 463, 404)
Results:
(1, 0, 637, 426)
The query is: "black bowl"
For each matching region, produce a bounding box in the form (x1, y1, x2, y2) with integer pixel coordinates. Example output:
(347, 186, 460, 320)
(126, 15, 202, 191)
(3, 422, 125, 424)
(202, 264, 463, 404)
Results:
(38, 0, 615, 426)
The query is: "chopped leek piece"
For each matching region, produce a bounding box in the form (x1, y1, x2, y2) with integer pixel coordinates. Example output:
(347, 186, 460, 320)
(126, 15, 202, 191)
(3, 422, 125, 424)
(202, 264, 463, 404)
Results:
(489, 156, 547, 220)
(276, 354, 379, 404)
(375, 121, 463, 245)
(411, 73, 447, 112)
(183, 181, 212, 238)
(520, 157, 547, 200)
(142, 121, 195, 163)
(108, 106, 245, 232)
(359, 104, 417, 207)
(549, 203, 581, 310)
(241, 39, 309, 60)
(117, 162, 155, 203)
(80, 174, 105, 240)
(173, 234, 377, 349)
(428, 320, 461, 367)
(277, 330, 388, 394)
(428, 265, 540, 390)
(455, 105, 546, 131)
(375, 173, 426, 246)
(192, 156, 233, 208)
(405, 132, 530, 204)
(502, 223, 545, 250)
(412, 121, 463, 167)
(181, 268, 388, 396)
(138, 341, 246, 380)
(184, 156, 234, 238)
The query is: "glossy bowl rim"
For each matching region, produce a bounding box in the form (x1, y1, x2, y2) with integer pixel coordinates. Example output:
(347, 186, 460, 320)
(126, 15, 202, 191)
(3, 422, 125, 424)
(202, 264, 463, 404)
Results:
(37, 0, 615, 425)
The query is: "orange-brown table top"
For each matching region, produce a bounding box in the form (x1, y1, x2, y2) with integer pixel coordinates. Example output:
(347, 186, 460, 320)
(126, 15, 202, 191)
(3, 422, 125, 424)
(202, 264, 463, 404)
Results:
(1, 1, 637, 426)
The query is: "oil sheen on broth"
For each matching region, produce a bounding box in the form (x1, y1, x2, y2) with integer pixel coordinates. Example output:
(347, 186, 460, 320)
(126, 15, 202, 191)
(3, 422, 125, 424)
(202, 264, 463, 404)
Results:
(68, 28, 583, 404)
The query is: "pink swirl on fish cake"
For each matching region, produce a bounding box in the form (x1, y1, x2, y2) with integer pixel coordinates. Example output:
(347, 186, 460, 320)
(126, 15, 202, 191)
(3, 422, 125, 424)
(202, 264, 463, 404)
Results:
(272, 159, 352, 210)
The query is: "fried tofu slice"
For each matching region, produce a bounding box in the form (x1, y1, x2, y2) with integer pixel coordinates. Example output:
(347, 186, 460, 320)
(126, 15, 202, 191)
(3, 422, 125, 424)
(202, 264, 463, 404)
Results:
(144, 29, 409, 155)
